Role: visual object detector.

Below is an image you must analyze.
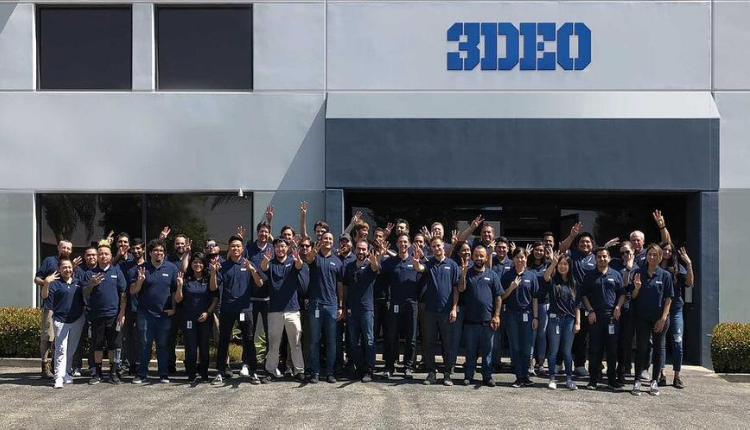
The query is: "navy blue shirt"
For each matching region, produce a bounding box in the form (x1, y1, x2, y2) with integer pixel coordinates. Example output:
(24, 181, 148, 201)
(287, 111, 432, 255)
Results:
(500, 268, 539, 312)
(83, 265, 127, 320)
(182, 277, 218, 321)
(245, 241, 273, 300)
(528, 262, 549, 304)
(665, 264, 688, 310)
(264, 258, 306, 312)
(137, 261, 179, 318)
(36, 256, 84, 311)
(421, 257, 460, 314)
(491, 256, 512, 281)
(381, 255, 421, 305)
(582, 267, 624, 318)
(307, 252, 344, 307)
(462, 267, 503, 323)
(216, 258, 259, 314)
(121, 260, 144, 312)
(634, 249, 647, 268)
(344, 261, 378, 315)
(545, 275, 580, 318)
(630, 266, 674, 320)
(610, 259, 639, 310)
(48, 278, 85, 324)
(567, 249, 597, 286)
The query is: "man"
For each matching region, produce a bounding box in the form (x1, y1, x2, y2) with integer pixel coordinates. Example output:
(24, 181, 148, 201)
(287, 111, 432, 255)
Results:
(630, 230, 647, 267)
(490, 237, 513, 369)
(82, 244, 127, 385)
(352, 222, 370, 243)
(381, 234, 421, 379)
(245, 221, 274, 372)
(611, 241, 638, 384)
(418, 237, 460, 386)
(559, 223, 596, 377)
(71, 246, 99, 377)
(296, 236, 314, 374)
(130, 239, 179, 384)
(542, 232, 555, 251)
(260, 238, 307, 382)
(303, 232, 345, 383)
(121, 238, 146, 376)
(112, 233, 134, 265)
(335, 233, 355, 373)
(336, 234, 355, 266)
(343, 240, 381, 382)
(394, 219, 410, 237)
(298, 200, 330, 242)
(582, 247, 625, 390)
(371, 229, 391, 348)
(34, 239, 82, 379)
(210, 235, 264, 385)
(165, 232, 191, 374)
(459, 246, 503, 387)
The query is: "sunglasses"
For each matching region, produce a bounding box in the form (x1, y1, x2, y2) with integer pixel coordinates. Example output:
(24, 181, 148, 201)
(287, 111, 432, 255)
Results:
(621, 250, 632, 255)
(299, 244, 312, 248)
(205, 243, 217, 248)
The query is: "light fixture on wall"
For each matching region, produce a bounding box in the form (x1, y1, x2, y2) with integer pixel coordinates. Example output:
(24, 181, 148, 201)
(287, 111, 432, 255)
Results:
(238, 189, 244, 198)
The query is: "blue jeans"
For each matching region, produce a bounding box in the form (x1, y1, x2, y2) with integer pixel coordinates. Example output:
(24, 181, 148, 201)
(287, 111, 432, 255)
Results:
(308, 303, 338, 376)
(661, 307, 684, 373)
(505, 309, 534, 380)
(463, 323, 494, 381)
(347, 311, 375, 372)
(492, 306, 512, 367)
(546, 313, 575, 379)
(533, 304, 548, 367)
(138, 312, 171, 379)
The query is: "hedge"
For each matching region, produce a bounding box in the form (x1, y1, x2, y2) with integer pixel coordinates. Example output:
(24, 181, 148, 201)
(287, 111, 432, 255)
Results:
(712, 323, 750, 373)
(0, 307, 41, 358)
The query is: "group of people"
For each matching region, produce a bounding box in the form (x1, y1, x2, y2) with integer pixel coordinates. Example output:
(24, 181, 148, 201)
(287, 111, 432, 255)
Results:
(35, 204, 693, 396)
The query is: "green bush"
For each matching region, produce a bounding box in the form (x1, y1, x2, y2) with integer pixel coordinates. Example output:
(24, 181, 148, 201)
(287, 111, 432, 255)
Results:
(0, 307, 41, 358)
(712, 323, 750, 373)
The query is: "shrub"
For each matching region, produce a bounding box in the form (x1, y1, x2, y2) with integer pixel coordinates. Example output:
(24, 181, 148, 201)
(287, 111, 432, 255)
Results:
(712, 323, 750, 373)
(0, 307, 41, 358)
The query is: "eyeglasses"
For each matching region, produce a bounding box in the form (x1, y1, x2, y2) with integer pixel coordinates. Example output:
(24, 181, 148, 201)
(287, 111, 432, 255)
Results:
(299, 244, 311, 248)
(205, 243, 217, 248)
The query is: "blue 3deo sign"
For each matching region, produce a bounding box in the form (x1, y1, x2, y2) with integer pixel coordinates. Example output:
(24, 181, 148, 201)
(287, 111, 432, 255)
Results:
(447, 22, 591, 71)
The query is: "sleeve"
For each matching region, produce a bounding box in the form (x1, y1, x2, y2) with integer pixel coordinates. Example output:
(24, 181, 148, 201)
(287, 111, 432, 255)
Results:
(614, 272, 624, 297)
(336, 260, 344, 283)
(664, 273, 675, 299)
(537, 277, 549, 302)
(35, 258, 52, 279)
(493, 273, 504, 297)
(530, 273, 540, 298)
(580, 273, 590, 299)
(81, 270, 92, 287)
(170, 267, 178, 291)
(117, 268, 127, 294)
(451, 262, 460, 287)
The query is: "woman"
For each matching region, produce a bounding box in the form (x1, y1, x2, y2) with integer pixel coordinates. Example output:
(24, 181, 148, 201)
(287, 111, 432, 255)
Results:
(631, 243, 674, 396)
(500, 248, 539, 388)
(528, 242, 549, 376)
(658, 243, 693, 389)
(175, 252, 218, 383)
(450, 241, 472, 371)
(41, 258, 86, 389)
(543, 253, 580, 390)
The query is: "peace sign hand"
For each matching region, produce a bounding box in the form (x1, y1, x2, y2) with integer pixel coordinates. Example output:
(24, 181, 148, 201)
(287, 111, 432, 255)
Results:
(210, 260, 221, 274)
(159, 226, 171, 240)
(471, 214, 484, 228)
(137, 267, 147, 283)
(185, 238, 192, 254)
(91, 273, 104, 287)
(300, 201, 308, 214)
(633, 273, 642, 290)
(263, 247, 273, 262)
(176, 271, 184, 289)
(652, 209, 666, 229)
(570, 222, 582, 236)
(265, 205, 274, 222)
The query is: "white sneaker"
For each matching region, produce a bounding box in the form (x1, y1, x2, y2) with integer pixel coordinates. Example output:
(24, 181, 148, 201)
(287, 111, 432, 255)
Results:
(649, 380, 660, 396)
(63, 374, 73, 384)
(548, 380, 557, 390)
(211, 374, 223, 385)
(631, 380, 642, 396)
(54, 379, 64, 389)
(72, 368, 81, 377)
(240, 365, 250, 377)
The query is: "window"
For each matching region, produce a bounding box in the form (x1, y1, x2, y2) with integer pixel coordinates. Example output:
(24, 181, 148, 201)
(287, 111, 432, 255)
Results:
(36, 6, 132, 90)
(156, 6, 253, 90)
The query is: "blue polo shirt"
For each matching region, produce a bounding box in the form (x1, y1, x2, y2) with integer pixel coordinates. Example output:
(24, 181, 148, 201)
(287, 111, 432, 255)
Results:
(265, 258, 304, 312)
(630, 266, 674, 320)
(137, 261, 179, 318)
(381, 255, 421, 305)
(338, 252, 356, 267)
(669, 264, 688, 310)
(48, 278, 85, 324)
(83, 265, 127, 320)
(582, 267, 624, 318)
(491, 256, 512, 280)
(545, 275, 580, 318)
(421, 257, 460, 314)
(528, 262, 549, 304)
(217, 257, 259, 314)
(307, 252, 344, 307)
(245, 241, 272, 300)
(634, 249, 647, 268)
(500, 268, 539, 312)
(35, 256, 70, 310)
(182, 277, 218, 321)
(121, 260, 144, 312)
(568, 249, 597, 286)
(462, 267, 503, 323)
(344, 261, 377, 315)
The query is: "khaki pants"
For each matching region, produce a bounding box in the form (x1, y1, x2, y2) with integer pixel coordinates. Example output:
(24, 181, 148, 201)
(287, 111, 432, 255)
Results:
(40, 309, 55, 362)
(265, 311, 304, 375)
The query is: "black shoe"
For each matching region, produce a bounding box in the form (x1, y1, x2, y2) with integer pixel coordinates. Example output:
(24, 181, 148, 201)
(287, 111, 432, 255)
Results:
(522, 378, 534, 387)
(424, 372, 437, 385)
(224, 369, 234, 379)
(403, 368, 414, 379)
(128, 366, 137, 376)
(261, 375, 274, 384)
(484, 379, 496, 387)
(586, 383, 597, 390)
(657, 374, 667, 387)
(109, 373, 122, 385)
(511, 379, 523, 388)
(674, 376, 684, 389)
(295, 373, 305, 382)
(88, 375, 101, 385)
(187, 376, 197, 384)
(361, 373, 372, 383)
(608, 381, 624, 390)
(168, 365, 177, 375)
(462, 379, 471, 386)
(326, 375, 337, 384)
(310, 373, 319, 384)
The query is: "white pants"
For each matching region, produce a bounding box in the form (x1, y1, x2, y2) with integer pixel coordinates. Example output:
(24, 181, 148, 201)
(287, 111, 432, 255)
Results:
(265, 311, 304, 375)
(53, 315, 85, 381)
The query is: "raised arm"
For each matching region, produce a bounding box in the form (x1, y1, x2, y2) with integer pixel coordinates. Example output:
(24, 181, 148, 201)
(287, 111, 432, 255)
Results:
(299, 201, 308, 239)
(501, 275, 520, 301)
(653, 209, 672, 244)
(344, 211, 363, 235)
(543, 251, 560, 282)
(130, 267, 146, 295)
(678, 247, 694, 287)
(457, 215, 483, 242)
(40, 271, 59, 299)
(559, 222, 582, 255)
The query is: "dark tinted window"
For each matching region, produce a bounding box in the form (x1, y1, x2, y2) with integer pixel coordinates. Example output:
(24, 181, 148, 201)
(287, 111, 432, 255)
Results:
(156, 6, 253, 90)
(37, 6, 132, 90)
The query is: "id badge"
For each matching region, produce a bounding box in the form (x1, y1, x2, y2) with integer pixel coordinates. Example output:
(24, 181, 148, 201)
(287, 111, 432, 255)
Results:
(522, 313, 529, 323)
(239, 312, 246, 322)
(394, 305, 400, 314)
(347, 309, 352, 317)
(187, 320, 193, 330)
(502, 304, 507, 312)
(584, 311, 589, 317)
(315, 308, 320, 319)
(555, 325, 560, 335)
(549, 313, 557, 319)
(608, 323, 615, 335)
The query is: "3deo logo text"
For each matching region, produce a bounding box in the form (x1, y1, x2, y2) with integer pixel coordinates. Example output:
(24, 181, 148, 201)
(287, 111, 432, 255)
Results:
(447, 22, 591, 71)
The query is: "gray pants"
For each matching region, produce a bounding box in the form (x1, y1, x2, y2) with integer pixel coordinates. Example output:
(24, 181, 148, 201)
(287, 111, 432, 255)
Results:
(422, 311, 456, 375)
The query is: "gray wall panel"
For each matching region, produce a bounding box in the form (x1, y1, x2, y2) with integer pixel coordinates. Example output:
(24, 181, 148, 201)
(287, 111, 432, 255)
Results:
(326, 118, 719, 191)
(253, 191, 325, 239)
(0, 4, 34, 90)
(0, 193, 35, 307)
(0, 93, 326, 191)
(714, 1, 750, 90)
(719, 189, 750, 324)
(715, 92, 750, 189)
(132, 3, 154, 91)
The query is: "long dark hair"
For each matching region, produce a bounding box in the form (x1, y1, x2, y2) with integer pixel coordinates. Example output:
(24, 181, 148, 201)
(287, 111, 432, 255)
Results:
(185, 252, 208, 282)
(530, 241, 545, 268)
(659, 241, 680, 281)
(553, 254, 576, 300)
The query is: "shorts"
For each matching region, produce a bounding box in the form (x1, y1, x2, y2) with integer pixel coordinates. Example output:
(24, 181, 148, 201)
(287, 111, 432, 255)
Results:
(91, 317, 122, 351)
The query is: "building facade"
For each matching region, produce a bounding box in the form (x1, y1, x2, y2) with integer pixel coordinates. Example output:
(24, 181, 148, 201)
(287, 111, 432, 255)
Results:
(0, 0, 746, 367)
